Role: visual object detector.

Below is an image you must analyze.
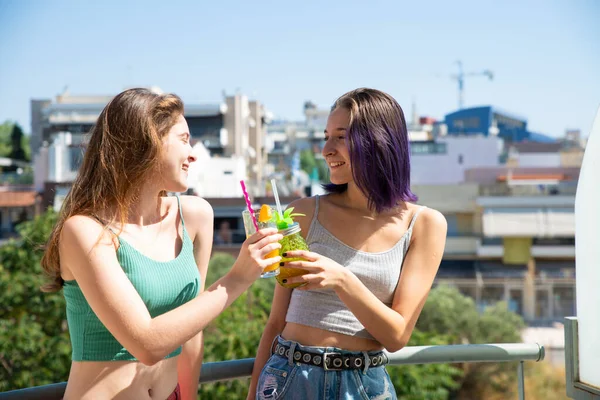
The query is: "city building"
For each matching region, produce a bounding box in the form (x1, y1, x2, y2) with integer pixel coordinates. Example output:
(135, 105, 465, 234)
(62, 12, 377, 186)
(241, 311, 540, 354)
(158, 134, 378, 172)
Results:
(410, 135, 504, 185)
(186, 142, 248, 198)
(419, 196, 574, 323)
(266, 101, 327, 170)
(32, 88, 271, 207)
(412, 161, 578, 324)
(506, 142, 564, 167)
(0, 185, 39, 241)
(444, 106, 555, 143)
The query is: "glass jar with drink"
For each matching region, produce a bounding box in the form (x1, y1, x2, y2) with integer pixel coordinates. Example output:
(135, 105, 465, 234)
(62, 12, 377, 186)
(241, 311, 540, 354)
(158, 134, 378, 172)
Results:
(242, 205, 280, 278)
(239, 179, 311, 287)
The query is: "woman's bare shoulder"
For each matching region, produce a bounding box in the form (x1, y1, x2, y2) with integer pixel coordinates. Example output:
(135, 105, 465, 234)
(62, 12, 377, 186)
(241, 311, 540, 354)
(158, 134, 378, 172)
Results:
(286, 195, 325, 233)
(60, 215, 118, 279)
(287, 196, 316, 214)
(177, 195, 214, 242)
(62, 214, 111, 243)
(410, 204, 447, 236)
(179, 195, 213, 219)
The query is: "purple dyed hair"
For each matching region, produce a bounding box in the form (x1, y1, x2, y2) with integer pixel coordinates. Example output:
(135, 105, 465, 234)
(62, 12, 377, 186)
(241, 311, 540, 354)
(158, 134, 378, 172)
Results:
(323, 88, 418, 213)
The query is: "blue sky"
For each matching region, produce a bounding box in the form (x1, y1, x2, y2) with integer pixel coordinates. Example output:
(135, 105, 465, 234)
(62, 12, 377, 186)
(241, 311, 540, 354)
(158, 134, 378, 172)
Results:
(0, 0, 598, 138)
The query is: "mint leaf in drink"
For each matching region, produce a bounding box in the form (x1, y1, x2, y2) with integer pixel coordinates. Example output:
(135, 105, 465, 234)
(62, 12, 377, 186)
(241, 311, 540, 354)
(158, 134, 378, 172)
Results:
(272, 206, 306, 230)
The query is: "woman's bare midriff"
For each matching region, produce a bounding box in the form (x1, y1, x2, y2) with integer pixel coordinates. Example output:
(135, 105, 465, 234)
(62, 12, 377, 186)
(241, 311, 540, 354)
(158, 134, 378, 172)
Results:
(281, 322, 383, 352)
(62, 357, 178, 400)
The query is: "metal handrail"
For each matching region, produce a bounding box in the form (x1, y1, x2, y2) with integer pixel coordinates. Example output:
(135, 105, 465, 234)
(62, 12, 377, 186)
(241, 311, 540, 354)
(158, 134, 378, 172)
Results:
(0, 342, 545, 400)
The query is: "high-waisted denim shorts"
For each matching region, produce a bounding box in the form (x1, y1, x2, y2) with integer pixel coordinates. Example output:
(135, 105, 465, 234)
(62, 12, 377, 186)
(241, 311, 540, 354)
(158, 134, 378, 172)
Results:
(255, 335, 396, 400)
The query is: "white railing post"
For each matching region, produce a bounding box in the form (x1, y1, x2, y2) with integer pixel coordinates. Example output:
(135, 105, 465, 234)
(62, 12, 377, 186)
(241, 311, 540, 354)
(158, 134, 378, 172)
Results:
(518, 361, 525, 400)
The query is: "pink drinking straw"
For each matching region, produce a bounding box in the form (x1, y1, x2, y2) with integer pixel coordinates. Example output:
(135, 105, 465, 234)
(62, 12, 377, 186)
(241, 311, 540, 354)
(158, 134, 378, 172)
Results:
(240, 180, 259, 231)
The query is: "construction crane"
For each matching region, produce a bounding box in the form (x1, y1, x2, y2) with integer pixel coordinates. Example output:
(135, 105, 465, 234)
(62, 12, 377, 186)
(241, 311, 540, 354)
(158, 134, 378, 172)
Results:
(452, 61, 493, 109)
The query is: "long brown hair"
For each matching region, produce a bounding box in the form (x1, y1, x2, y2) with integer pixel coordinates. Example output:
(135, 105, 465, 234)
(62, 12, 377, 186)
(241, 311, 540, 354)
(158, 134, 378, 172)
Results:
(41, 88, 184, 292)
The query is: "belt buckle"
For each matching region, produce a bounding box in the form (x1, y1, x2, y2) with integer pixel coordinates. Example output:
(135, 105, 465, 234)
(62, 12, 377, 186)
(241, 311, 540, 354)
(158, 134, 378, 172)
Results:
(323, 352, 343, 371)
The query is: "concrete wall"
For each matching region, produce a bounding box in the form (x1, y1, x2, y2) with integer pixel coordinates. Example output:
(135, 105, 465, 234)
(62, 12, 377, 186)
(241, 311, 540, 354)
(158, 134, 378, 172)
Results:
(518, 153, 561, 167)
(411, 136, 502, 185)
(411, 183, 480, 213)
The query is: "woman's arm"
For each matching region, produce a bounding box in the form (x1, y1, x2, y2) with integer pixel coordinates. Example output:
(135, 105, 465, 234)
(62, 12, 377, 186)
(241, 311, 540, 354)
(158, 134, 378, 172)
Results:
(247, 284, 293, 400)
(177, 196, 213, 400)
(285, 208, 447, 352)
(337, 208, 446, 351)
(61, 211, 282, 366)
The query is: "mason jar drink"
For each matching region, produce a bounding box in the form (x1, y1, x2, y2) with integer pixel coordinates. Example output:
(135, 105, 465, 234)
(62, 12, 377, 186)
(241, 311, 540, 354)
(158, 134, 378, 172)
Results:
(276, 222, 309, 289)
(242, 205, 280, 278)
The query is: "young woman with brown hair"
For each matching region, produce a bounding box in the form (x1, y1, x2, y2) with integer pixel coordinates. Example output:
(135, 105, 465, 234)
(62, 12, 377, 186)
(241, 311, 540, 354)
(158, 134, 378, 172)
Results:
(41, 88, 282, 400)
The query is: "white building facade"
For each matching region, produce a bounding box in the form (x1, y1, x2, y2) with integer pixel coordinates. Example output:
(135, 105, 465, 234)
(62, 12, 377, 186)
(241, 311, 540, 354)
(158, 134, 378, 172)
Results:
(410, 135, 504, 185)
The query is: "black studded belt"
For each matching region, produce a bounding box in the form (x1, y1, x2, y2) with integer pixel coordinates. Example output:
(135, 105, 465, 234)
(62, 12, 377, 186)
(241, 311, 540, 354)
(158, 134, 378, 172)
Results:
(271, 341, 389, 371)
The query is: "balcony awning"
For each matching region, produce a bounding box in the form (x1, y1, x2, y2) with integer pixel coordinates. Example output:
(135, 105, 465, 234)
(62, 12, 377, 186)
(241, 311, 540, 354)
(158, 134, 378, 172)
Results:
(497, 174, 567, 181)
(0, 191, 37, 207)
(482, 208, 575, 237)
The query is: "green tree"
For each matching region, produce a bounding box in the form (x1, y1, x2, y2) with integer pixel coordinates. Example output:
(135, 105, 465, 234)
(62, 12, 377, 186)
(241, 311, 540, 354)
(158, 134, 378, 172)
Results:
(0, 209, 70, 391)
(299, 149, 328, 182)
(0, 121, 13, 157)
(388, 330, 463, 400)
(22, 133, 31, 162)
(416, 285, 527, 399)
(10, 124, 27, 161)
(416, 285, 480, 344)
(0, 121, 31, 167)
(458, 301, 526, 399)
(299, 149, 316, 177)
(315, 157, 328, 183)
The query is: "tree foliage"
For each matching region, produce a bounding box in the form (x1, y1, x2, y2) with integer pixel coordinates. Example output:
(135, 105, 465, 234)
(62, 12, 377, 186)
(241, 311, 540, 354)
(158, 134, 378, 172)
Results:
(416, 285, 528, 399)
(0, 121, 30, 162)
(299, 149, 328, 182)
(0, 209, 69, 391)
(198, 252, 274, 399)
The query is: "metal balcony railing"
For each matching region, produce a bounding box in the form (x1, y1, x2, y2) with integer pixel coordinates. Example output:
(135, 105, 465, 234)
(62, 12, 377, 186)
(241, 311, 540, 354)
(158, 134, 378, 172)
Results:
(0, 342, 545, 400)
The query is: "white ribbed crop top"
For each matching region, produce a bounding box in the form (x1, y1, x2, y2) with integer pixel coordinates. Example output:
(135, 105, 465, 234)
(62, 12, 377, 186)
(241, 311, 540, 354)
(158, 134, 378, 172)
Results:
(285, 195, 425, 340)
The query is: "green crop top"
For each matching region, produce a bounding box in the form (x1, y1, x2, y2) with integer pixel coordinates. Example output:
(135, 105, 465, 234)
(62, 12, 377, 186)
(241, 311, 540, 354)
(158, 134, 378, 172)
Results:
(62, 195, 201, 361)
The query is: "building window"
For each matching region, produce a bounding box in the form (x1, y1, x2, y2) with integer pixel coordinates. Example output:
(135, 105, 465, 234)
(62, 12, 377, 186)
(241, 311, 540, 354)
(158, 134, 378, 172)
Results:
(187, 115, 224, 146)
(458, 154, 464, 164)
(445, 214, 459, 236)
(493, 113, 525, 130)
(453, 117, 480, 129)
(535, 289, 550, 319)
(553, 286, 576, 317)
(410, 142, 447, 155)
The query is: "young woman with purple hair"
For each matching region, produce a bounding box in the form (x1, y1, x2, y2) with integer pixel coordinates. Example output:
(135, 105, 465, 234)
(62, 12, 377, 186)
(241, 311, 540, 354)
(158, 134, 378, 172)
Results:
(248, 88, 447, 399)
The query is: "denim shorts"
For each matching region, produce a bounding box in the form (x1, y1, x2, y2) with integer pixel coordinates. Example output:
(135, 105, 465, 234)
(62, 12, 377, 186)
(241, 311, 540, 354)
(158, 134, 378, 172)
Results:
(255, 335, 397, 400)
